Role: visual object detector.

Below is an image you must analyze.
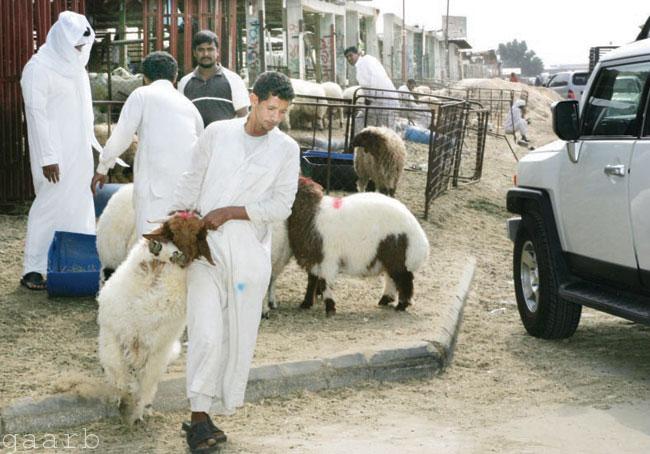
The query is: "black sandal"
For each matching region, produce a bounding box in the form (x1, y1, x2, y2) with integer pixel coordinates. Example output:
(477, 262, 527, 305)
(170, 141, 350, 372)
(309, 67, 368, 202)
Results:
(182, 418, 226, 453)
(20, 272, 47, 291)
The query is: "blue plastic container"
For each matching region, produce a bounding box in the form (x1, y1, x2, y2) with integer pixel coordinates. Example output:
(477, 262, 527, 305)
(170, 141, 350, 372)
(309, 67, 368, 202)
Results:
(301, 150, 357, 192)
(404, 126, 432, 144)
(47, 231, 101, 297)
(94, 183, 124, 218)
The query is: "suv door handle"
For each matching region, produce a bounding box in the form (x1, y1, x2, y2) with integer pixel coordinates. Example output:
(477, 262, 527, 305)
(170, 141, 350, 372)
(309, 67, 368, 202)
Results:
(604, 164, 626, 177)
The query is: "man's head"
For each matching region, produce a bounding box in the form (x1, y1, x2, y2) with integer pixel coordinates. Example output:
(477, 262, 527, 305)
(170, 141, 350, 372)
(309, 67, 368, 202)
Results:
(192, 30, 219, 69)
(249, 71, 295, 133)
(344, 46, 360, 66)
(407, 79, 416, 91)
(142, 51, 178, 84)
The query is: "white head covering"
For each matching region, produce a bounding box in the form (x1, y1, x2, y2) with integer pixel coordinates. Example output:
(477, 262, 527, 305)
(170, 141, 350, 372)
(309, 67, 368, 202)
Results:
(514, 99, 526, 108)
(31, 11, 101, 151)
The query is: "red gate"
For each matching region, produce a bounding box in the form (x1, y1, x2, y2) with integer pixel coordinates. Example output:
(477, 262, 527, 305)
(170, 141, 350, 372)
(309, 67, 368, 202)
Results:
(0, 0, 85, 204)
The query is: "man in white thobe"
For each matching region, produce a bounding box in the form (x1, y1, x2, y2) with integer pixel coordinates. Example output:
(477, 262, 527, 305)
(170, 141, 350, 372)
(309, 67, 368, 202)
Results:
(169, 71, 300, 451)
(91, 51, 204, 238)
(20, 11, 100, 290)
(344, 46, 399, 130)
(504, 99, 531, 145)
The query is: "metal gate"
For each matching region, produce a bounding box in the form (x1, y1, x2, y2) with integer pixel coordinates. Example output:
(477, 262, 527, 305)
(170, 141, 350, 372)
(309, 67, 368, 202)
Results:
(1, 0, 85, 205)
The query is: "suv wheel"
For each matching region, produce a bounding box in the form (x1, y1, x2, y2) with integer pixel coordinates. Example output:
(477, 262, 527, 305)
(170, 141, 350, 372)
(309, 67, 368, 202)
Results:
(513, 210, 581, 339)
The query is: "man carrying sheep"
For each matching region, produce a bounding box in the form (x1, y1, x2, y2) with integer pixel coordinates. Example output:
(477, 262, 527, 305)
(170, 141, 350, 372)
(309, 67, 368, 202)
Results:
(20, 12, 99, 290)
(344, 46, 399, 130)
(169, 71, 300, 452)
(178, 30, 250, 126)
(91, 51, 204, 238)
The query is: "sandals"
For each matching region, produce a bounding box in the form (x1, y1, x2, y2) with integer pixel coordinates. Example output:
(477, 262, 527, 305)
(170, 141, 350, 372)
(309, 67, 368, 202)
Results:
(20, 272, 47, 291)
(182, 416, 227, 453)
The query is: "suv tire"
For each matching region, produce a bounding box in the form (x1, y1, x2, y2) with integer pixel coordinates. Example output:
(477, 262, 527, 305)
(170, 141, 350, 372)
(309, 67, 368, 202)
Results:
(514, 210, 582, 339)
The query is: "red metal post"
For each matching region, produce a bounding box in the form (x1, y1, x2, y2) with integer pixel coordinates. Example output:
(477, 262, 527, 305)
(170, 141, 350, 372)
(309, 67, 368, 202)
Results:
(170, 0, 178, 59)
(199, 0, 207, 30)
(143, 0, 150, 55)
(184, 0, 193, 73)
(156, 0, 163, 51)
(229, 0, 237, 71)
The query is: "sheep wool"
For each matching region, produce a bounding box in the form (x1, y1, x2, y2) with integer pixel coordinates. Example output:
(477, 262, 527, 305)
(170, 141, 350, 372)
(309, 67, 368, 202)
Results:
(352, 126, 407, 196)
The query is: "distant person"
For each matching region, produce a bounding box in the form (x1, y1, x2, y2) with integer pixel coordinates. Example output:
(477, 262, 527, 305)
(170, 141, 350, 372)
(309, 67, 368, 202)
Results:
(505, 99, 531, 145)
(91, 51, 204, 238)
(20, 11, 99, 290)
(509, 72, 519, 83)
(178, 30, 250, 126)
(344, 46, 399, 129)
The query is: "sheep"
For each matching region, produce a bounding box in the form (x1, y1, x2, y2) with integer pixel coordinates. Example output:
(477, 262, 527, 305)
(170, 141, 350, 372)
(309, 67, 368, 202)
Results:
(97, 212, 214, 424)
(351, 126, 407, 197)
(288, 177, 429, 316)
(96, 183, 138, 285)
(321, 81, 345, 128)
(281, 79, 328, 131)
(93, 123, 137, 183)
(263, 220, 292, 317)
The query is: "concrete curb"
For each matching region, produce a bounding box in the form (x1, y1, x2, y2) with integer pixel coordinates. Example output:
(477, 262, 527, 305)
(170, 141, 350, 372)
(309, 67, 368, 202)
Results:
(0, 257, 475, 435)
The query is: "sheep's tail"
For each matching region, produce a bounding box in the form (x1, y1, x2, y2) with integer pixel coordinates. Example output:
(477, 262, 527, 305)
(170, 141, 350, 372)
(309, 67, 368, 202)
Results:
(405, 222, 430, 272)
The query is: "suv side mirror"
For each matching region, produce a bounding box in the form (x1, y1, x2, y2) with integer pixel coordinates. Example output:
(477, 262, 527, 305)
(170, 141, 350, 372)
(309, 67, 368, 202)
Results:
(552, 100, 580, 141)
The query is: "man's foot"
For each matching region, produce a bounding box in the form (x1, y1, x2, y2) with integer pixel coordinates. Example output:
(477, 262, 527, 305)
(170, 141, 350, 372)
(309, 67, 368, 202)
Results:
(517, 138, 530, 147)
(182, 414, 227, 452)
(20, 272, 46, 290)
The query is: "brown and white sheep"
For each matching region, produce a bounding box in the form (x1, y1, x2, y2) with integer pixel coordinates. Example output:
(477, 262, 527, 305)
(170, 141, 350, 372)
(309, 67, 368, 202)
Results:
(97, 212, 214, 424)
(287, 177, 429, 316)
(351, 126, 407, 197)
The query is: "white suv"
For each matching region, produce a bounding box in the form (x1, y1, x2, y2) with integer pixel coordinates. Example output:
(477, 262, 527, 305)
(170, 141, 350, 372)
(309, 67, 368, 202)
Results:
(506, 39, 650, 339)
(547, 70, 590, 101)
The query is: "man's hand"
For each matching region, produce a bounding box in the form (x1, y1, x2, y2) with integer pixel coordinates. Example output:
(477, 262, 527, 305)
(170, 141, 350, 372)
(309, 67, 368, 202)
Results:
(364, 98, 372, 106)
(91, 173, 107, 196)
(42, 164, 60, 183)
(203, 207, 233, 230)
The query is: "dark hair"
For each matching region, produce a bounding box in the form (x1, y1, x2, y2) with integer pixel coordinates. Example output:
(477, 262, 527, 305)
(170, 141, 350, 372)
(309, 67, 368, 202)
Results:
(407, 78, 416, 85)
(252, 71, 294, 102)
(344, 46, 358, 56)
(142, 51, 178, 82)
(192, 30, 218, 50)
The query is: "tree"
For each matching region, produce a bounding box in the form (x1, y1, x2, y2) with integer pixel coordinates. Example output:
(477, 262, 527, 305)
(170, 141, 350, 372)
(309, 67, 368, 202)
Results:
(498, 39, 544, 76)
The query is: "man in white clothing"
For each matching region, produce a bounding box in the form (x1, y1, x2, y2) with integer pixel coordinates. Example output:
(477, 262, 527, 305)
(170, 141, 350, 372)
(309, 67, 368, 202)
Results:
(504, 99, 531, 145)
(344, 46, 399, 130)
(168, 71, 299, 452)
(20, 11, 99, 290)
(178, 30, 250, 126)
(91, 51, 204, 238)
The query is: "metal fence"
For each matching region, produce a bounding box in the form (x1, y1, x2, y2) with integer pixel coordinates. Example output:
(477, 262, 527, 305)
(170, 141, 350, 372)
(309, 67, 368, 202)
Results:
(452, 105, 490, 186)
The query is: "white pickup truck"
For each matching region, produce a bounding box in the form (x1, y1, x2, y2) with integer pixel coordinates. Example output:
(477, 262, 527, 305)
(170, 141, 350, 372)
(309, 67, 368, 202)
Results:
(506, 37, 650, 339)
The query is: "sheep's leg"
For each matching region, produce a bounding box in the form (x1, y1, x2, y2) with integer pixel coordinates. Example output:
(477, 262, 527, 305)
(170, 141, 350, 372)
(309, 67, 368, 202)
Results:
(300, 273, 320, 309)
(132, 345, 172, 423)
(267, 277, 278, 310)
(387, 188, 396, 198)
(356, 176, 369, 193)
(98, 330, 130, 397)
(322, 281, 337, 316)
(391, 271, 415, 311)
(378, 273, 397, 306)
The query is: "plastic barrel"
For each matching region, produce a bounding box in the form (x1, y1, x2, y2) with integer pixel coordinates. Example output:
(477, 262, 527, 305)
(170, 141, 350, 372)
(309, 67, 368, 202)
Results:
(300, 150, 357, 192)
(47, 231, 101, 297)
(94, 183, 124, 218)
(404, 126, 432, 144)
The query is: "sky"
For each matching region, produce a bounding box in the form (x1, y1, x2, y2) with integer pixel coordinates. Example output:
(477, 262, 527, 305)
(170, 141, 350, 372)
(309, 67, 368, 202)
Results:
(364, 0, 649, 68)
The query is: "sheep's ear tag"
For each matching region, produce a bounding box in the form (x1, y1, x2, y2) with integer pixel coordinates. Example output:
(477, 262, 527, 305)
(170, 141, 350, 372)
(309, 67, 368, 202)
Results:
(147, 240, 163, 255)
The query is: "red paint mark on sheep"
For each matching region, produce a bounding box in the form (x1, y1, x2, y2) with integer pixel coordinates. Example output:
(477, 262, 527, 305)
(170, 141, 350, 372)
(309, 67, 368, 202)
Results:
(332, 198, 343, 209)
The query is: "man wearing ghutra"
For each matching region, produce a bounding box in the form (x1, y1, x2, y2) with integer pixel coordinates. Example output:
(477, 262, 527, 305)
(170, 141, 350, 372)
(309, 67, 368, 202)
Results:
(20, 11, 100, 290)
(169, 71, 299, 452)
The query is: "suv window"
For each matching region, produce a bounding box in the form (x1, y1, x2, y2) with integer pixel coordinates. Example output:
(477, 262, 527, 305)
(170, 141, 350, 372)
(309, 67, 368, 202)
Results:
(549, 73, 569, 87)
(581, 62, 650, 137)
(572, 72, 589, 85)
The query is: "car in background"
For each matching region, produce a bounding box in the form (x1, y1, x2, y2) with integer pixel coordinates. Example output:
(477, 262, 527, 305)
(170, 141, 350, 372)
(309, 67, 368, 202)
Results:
(546, 71, 589, 101)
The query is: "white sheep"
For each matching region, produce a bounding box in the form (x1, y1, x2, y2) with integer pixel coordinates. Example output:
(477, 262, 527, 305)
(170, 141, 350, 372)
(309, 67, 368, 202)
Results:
(288, 177, 429, 316)
(351, 126, 407, 197)
(282, 78, 328, 130)
(321, 81, 345, 127)
(96, 183, 138, 285)
(97, 213, 213, 424)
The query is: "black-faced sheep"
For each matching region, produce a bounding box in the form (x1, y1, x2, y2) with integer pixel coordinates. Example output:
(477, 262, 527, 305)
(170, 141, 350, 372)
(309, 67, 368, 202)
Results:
(97, 213, 214, 424)
(351, 126, 407, 197)
(287, 177, 429, 316)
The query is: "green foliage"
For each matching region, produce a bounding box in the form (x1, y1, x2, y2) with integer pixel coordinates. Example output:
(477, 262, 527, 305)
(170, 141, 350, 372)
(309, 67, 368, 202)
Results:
(498, 39, 545, 77)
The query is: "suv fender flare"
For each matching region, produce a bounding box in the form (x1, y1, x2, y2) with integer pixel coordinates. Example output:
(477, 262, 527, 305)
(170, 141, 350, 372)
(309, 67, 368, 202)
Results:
(507, 187, 569, 279)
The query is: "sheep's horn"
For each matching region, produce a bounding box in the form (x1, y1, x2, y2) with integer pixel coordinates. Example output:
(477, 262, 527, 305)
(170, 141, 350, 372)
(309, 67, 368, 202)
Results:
(146, 218, 169, 224)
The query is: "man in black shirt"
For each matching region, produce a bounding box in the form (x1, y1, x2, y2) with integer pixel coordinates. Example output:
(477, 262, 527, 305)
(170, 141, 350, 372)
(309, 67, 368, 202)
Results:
(178, 30, 249, 126)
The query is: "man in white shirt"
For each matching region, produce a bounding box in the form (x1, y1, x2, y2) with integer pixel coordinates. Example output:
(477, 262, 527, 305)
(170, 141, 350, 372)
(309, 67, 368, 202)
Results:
(344, 46, 399, 130)
(91, 51, 204, 238)
(168, 71, 299, 451)
(20, 11, 99, 290)
(178, 30, 250, 126)
(504, 99, 531, 145)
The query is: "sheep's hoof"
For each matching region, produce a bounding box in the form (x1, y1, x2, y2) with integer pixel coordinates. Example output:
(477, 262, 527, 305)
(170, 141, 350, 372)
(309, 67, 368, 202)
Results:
(268, 300, 278, 310)
(378, 295, 395, 306)
(261, 310, 270, 320)
(395, 301, 411, 311)
(299, 300, 313, 309)
(325, 299, 336, 316)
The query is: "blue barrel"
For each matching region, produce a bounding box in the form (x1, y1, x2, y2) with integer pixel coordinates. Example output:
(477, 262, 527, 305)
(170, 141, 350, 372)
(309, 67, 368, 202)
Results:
(301, 150, 357, 192)
(404, 126, 432, 144)
(47, 231, 101, 297)
(94, 183, 124, 218)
